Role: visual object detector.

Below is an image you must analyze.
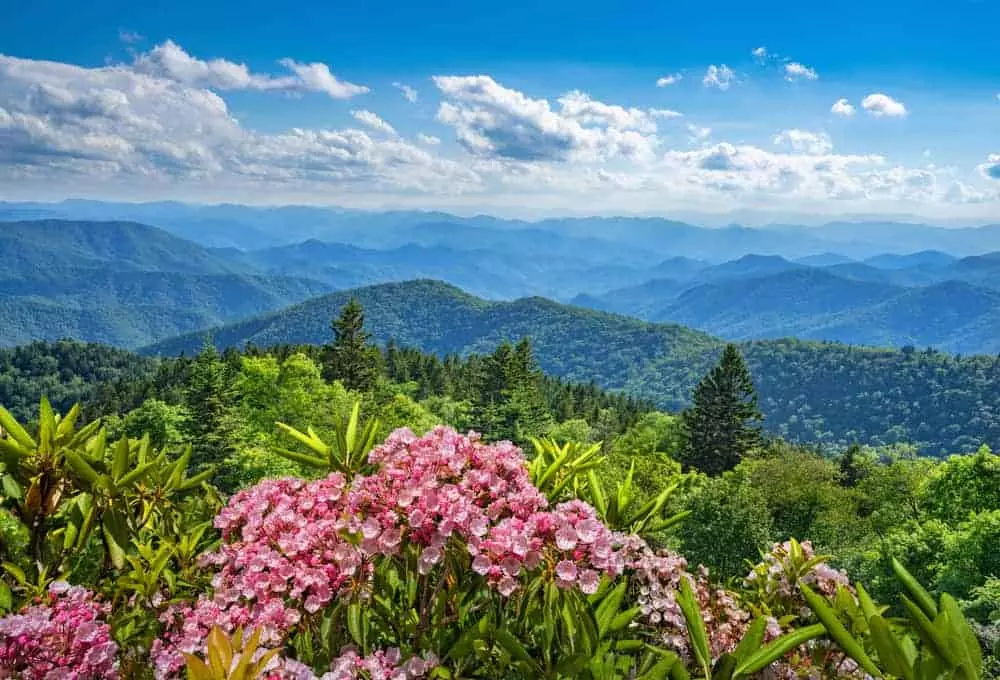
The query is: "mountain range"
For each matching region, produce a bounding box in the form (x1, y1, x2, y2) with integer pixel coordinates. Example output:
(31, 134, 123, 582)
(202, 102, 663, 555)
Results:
(5, 209, 1000, 353)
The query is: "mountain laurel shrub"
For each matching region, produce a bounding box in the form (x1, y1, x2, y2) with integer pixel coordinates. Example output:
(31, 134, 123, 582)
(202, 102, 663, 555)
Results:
(0, 399, 986, 679)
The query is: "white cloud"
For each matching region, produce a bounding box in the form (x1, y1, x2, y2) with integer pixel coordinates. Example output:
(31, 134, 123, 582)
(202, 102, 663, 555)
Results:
(655, 73, 682, 87)
(830, 98, 856, 117)
(432, 75, 659, 162)
(351, 109, 397, 135)
(980, 154, 1000, 181)
(702, 64, 737, 90)
(687, 124, 712, 144)
(134, 40, 368, 99)
(861, 93, 907, 118)
(0, 52, 475, 194)
(751, 46, 768, 60)
(118, 29, 143, 44)
(0, 48, 995, 216)
(784, 62, 818, 82)
(650, 108, 683, 119)
(773, 129, 833, 155)
(393, 82, 418, 103)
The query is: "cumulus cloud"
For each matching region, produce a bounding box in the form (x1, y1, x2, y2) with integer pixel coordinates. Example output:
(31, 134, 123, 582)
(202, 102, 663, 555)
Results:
(702, 64, 737, 90)
(134, 40, 368, 99)
(0, 52, 475, 194)
(980, 154, 1000, 180)
(656, 73, 682, 87)
(861, 93, 907, 118)
(784, 62, 818, 81)
(393, 82, 418, 103)
(831, 98, 856, 117)
(751, 46, 768, 60)
(687, 124, 712, 144)
(773, 129, 833, 155)
(432, 75, 660, 162)
(0, 47, 994, 215)
(351, 109, 396, 135)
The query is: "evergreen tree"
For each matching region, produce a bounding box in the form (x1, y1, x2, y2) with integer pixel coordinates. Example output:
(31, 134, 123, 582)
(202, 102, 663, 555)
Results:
(839, 443, 866, 487)
(681, 343, 762, 475)
(322, 298, 380, 391)
(184, 341, 235, 472)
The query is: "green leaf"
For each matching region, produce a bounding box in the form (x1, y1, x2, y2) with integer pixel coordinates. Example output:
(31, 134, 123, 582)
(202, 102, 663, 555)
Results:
(112, 436, 129, 481)
(586, 469, 608, 517)
(64, 451, 102, 488)
(869, 616, 915, 680)
(494, 628, 544, 676)
(799, 584, 881, 677)
(594, 581, 628, 637)
(733, 624, 825, 678)
(732, 616, 766, 663)
(678, 577, 712, 680)
(0, 404, 35, 449)
(892, 558, 937, 619)
(101, 506, 129, 570)
(0, 581, 11, 612)
(273, 447, 328, 470)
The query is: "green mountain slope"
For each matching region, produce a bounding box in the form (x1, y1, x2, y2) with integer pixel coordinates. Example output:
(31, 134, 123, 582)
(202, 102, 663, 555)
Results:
(142, 279, 1000, 454)
(0, 220, 334, 348)
(0, 219, 248, 275)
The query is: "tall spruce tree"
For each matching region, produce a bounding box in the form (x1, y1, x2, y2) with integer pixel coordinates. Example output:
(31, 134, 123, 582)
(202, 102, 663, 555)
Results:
(322, 298, 380, 391)
(681, 343, 762, 475)
(184, 341, 235, 472)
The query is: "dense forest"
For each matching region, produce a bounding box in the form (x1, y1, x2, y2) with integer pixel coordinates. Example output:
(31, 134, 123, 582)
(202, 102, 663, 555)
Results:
(2, 298, 999, 678)
(142, 280, 1000, 455)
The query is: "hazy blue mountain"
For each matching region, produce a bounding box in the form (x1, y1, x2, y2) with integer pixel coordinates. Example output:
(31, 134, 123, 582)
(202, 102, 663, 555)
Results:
(795, 253, 857, 266)
(9, 200, 1000, 259)
(654, 269, 902, 338)
(864, 250, 957, 269)
(570, 278, 686, 317)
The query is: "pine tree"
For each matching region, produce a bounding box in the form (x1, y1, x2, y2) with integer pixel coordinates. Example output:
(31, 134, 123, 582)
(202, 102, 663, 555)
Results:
(681, 344, 762, 475)
(184, 341, 235, 472)
(839, 443, 866, 487)
(322, 298, 380, 391)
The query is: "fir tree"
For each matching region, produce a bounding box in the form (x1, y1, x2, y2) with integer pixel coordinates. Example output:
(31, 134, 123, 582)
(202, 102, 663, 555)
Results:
(681, 344, 762, 475)
(183, 341, 235, 473)
(839, 443, 866, 487)
(322, 298, 380, 391)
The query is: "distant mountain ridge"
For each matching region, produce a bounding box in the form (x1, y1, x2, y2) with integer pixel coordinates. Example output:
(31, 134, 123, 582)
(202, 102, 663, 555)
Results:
(6, 215, 1000, 352)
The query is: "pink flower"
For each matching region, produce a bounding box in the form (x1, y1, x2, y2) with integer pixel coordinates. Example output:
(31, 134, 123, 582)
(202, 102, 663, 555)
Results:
(556, 560, 578, 583)
(0, 584, 119, 679)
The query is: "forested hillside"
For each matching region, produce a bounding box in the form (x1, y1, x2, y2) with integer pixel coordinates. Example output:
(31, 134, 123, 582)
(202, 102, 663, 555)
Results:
(143, 280, 1000, 454)
(0, 220, 334, 347)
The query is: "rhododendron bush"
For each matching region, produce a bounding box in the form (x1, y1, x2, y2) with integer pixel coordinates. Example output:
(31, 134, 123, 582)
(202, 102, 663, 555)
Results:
(0, 401, 984, 679)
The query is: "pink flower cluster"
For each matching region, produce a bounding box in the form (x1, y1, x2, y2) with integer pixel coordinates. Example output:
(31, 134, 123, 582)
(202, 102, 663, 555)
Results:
(628, 547, 753, 660)
(153, 427, 624, 677)
(321, 648, 436, 680)
(151, 475, 365, 678)
(350, 426, 548, 574)
(470, 499, 625, 595)
(0, 582, 118, 679)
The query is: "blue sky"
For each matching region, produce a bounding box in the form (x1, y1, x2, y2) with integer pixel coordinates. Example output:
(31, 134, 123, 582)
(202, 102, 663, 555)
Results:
(1, 0, 998, 220)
